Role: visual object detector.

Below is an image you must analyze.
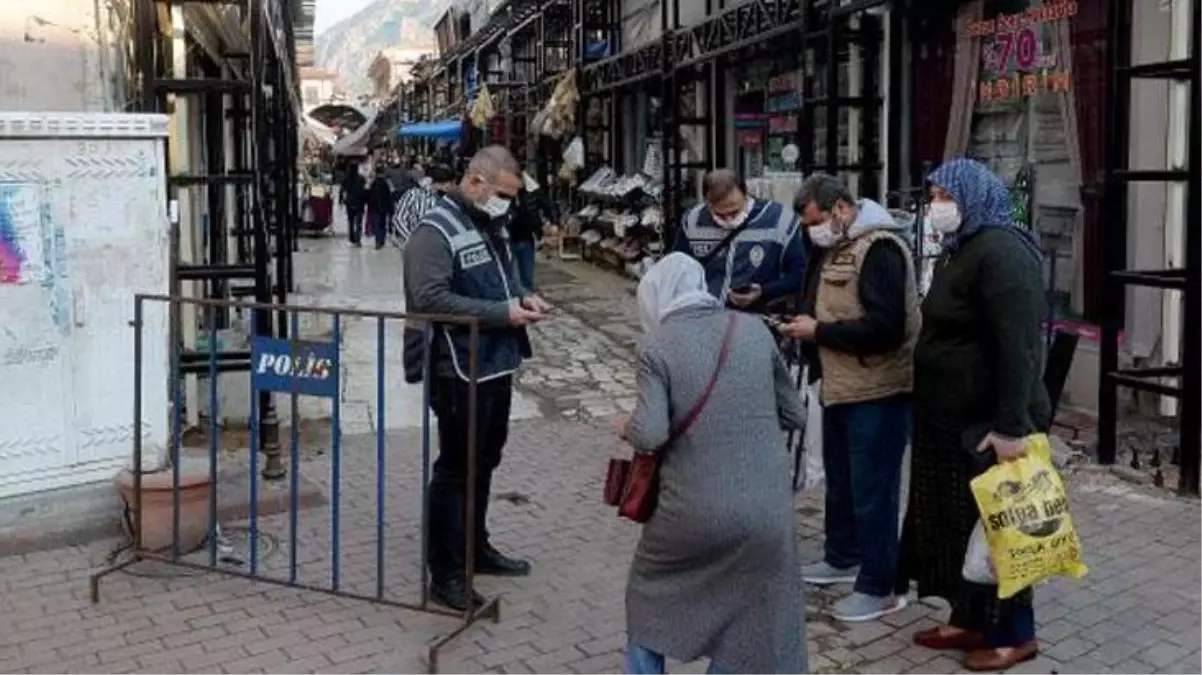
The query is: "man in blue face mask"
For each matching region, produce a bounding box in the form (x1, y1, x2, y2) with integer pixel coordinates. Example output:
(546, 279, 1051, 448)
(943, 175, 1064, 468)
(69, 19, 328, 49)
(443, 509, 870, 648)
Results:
(672, 169, 806, 312)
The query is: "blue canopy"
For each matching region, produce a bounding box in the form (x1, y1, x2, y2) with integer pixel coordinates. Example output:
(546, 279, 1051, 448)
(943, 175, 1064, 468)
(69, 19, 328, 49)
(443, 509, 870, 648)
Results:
(397, 120, 463, 140)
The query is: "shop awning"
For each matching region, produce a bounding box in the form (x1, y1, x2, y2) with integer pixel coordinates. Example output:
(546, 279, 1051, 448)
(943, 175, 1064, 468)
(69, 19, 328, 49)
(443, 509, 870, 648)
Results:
(396, 120, 463, 140)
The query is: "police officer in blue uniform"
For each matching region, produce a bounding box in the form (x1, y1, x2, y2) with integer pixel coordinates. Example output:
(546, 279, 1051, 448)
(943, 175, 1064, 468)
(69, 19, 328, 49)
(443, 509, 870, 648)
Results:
(402, 146, 550, 611)
(673, 169, 806, 312)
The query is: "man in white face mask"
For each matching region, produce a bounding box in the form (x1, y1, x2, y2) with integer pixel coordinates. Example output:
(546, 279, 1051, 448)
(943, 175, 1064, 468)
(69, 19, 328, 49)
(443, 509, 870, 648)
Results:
(402, 145, 550, 612)
(672, 169, 806, 311)
(780, 173, 921, 624)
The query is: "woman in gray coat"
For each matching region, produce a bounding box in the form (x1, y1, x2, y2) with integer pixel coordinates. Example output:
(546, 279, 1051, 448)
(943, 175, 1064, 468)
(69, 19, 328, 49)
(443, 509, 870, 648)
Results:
(618, 253, 808, 674)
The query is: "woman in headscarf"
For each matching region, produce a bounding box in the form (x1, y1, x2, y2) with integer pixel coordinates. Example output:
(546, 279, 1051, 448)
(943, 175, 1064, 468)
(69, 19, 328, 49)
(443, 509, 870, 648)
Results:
(618, 253, 807, 674)
(896, 159, 1050, 671)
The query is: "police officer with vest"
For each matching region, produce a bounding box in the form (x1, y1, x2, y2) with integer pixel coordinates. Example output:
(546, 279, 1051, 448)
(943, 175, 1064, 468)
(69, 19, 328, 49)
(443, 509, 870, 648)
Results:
(780, 173, 920, 624)
(402, 145, 550, 611)
(673, 169, 806, 312)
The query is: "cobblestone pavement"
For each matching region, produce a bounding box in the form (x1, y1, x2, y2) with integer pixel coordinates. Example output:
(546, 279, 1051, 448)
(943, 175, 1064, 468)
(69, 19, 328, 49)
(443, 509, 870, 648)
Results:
(2, 237, 1198, 674)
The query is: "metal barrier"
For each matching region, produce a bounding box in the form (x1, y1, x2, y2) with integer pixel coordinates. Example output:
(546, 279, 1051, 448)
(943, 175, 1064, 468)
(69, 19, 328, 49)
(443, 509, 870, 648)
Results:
(89, 294, 499, 673)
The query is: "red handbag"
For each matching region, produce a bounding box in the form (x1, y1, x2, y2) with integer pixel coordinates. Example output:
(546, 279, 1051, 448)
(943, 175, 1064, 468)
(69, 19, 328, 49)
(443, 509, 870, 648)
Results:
(605, 314, 738, 523)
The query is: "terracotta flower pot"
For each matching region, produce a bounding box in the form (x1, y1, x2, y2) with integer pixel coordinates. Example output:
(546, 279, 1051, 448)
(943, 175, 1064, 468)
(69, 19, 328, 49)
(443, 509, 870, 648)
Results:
(115, 468, 213, 554)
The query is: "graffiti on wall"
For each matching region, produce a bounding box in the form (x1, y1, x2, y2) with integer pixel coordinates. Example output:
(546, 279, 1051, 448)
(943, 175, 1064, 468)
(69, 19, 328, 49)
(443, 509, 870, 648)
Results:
(0, 184, 71, 335)
(0, 188, 25, 284)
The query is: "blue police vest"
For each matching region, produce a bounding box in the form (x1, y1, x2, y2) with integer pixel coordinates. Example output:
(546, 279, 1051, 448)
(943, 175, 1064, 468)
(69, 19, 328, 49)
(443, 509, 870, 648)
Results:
(422, 203, 526, 382)
(679, 199, 800, 300)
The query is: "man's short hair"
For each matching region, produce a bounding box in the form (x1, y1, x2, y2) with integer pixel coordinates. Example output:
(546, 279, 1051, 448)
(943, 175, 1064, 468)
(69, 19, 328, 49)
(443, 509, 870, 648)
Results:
(702, 169, 747, 202)
(795, 173, 855, 212)
(425, 164, 454, 184)
(467, 145, 521, 182)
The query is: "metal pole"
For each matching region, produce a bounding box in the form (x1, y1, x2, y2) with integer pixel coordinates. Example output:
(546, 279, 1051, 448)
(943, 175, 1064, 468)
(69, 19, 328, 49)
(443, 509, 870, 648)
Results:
(1178, 0, 1201, 496)
(1097, 0, 1133, 466)
(251, 0, 285, 481)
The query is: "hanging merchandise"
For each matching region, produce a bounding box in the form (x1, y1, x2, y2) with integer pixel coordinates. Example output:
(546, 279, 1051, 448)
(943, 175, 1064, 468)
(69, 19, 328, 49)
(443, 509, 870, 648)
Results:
(642, 138, 663, 181)
(532, 70, 580, 139)
(470, 85, 496, 129)
(559, 136, 586, 183)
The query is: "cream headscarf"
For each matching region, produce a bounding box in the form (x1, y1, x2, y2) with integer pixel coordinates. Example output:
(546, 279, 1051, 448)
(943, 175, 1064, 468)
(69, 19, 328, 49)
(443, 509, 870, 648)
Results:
(637, 253, 721, 334)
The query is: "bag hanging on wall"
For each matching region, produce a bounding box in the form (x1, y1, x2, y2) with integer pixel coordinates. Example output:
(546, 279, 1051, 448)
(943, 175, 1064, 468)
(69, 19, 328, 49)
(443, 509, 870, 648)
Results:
(604, 314, 738, 523)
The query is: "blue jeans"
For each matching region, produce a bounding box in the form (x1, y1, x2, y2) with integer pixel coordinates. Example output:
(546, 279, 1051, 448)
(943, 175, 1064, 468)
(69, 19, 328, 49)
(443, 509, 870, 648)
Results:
(822, 396, 911, 597)
(511, 240, 536, 290)
(625, 644, 732, 674)
(346, 206, 364, 243)
(367, 211, 387, 247)
(982, 604, 1036, 648)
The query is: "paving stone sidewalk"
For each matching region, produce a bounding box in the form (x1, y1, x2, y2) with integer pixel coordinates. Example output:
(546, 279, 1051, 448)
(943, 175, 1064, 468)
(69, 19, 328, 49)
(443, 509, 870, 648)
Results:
(0, 416, 1197, 675)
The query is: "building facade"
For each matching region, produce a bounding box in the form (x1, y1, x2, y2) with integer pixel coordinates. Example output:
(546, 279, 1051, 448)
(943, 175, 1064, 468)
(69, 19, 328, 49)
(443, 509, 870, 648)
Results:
(402, 0, 1199, 493)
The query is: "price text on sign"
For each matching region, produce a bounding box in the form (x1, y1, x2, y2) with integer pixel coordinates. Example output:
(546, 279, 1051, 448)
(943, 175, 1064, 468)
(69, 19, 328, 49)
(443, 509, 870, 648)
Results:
(965, 1, 1078, 38)
(250, 335, 340, 398)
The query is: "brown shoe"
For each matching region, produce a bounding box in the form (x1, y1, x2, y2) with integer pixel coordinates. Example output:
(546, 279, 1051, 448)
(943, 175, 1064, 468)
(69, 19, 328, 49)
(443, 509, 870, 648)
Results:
(964, 640, 1039, 671)
(913, 626, 986, 651)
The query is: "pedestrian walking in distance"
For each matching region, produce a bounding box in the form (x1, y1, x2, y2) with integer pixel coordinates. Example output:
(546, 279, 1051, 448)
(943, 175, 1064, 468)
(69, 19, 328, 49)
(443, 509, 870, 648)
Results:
(401, 145, 551, 612)
(618, 253, 807, 674)
(339, 160, 367, 246)
(784, 173, 920, 622)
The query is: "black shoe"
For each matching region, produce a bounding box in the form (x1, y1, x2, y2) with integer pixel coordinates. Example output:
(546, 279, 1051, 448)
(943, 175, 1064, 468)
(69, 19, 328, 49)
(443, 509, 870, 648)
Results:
(430, 577, 486, 612)
(475, 546, 532, 577)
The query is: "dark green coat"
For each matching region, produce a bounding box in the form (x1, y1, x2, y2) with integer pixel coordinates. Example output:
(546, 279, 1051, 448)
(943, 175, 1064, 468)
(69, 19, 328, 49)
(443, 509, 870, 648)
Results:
(914, 227, 1051, 437)
(897, 226, 1050, 634)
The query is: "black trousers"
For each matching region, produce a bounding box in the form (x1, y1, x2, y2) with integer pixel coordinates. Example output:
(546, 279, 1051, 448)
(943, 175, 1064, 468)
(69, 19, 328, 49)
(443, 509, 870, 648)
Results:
(427, 374, 513, 584)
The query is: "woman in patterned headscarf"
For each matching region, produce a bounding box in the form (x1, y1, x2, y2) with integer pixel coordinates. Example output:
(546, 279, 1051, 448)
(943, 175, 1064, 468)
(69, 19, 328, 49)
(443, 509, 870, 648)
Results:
(896, 158, 1051, 671)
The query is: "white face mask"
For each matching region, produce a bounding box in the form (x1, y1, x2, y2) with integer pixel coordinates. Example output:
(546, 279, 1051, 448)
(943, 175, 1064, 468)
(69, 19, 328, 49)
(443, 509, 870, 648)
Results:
(808, 221, 839, 248)
(712, 199, 752, 229)
(482, 195, 512, 218)
(928, 201, 962, 234)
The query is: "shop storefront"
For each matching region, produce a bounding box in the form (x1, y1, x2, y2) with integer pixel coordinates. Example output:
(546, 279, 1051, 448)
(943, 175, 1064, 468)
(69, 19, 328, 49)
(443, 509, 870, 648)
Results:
(905, 0, 1124, 410)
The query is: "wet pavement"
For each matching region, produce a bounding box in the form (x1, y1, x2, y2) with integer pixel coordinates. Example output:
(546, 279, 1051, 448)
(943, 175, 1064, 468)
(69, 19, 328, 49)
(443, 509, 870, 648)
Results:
(0, 212, 1197, 674)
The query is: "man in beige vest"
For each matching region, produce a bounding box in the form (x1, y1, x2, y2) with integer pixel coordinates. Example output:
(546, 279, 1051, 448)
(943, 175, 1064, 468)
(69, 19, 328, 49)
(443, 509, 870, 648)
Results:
(781, 174, 920, 623)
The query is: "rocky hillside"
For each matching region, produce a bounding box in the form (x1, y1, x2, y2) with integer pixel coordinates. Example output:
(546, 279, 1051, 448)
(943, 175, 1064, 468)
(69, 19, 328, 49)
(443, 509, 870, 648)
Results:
(314, 0, 451, 94)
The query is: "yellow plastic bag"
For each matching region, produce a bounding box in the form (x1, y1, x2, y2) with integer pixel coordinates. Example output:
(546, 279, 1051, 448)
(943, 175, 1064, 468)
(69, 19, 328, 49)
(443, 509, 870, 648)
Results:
(969, 434, 1088, 598)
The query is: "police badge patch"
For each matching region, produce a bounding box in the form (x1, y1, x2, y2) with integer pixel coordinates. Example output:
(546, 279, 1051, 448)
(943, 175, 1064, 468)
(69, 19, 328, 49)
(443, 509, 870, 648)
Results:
(748, 244, 765, 268)
(459, 243, 493, 269)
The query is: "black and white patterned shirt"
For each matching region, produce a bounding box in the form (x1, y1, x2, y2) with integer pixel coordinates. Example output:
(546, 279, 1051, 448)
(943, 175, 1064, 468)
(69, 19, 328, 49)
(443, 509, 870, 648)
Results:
(391, 187, 442, 247)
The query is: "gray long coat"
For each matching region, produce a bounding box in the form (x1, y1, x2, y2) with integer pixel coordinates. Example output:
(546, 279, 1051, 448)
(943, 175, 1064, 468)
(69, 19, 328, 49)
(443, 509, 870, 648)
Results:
(625, 304, 807, 674)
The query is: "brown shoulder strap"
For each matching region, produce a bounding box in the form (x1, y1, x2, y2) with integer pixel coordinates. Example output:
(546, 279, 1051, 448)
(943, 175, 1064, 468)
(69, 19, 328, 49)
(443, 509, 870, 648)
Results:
(657, 313, 739, 452)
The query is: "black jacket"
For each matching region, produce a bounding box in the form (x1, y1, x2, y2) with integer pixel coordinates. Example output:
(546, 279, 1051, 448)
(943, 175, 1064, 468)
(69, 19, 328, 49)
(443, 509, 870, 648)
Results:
(340, 171, 367, 209)
(366, 178, 394, 216)
(507, 189, 553, 244)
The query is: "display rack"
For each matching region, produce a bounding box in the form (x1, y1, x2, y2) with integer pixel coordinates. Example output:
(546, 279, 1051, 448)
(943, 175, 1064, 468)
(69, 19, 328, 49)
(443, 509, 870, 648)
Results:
(567, 161, 666, 279)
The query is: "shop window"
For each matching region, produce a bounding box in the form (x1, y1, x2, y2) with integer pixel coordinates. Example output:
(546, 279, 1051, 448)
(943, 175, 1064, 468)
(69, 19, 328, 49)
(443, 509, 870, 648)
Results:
(938, 0, 1109, 326)
(730, 56, 798, 176)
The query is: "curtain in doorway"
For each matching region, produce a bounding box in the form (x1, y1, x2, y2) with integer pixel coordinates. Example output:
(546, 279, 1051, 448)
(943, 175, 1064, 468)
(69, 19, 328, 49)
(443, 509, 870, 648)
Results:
(943, 0, 985, 159)
(1050, 5, 1086, 315)
(910, 10, 957, 175)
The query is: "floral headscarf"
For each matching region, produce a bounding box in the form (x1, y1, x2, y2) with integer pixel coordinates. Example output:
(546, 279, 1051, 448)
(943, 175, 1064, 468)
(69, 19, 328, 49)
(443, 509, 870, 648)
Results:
(927, 158, 1042, 261)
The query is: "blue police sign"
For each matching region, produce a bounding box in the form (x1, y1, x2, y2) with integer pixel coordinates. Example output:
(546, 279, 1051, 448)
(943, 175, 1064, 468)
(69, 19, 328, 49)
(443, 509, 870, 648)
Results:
(250, 336, 339, 398)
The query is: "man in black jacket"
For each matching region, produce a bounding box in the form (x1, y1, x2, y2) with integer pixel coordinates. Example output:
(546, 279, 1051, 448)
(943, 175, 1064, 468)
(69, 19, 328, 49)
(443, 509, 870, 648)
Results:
(507, 174, 554, 290)
(339, 161, 368, 246)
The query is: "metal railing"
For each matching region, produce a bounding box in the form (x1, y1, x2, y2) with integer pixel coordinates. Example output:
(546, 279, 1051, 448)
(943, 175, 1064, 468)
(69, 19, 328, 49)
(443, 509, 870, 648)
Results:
(90, 294, 498, 672)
